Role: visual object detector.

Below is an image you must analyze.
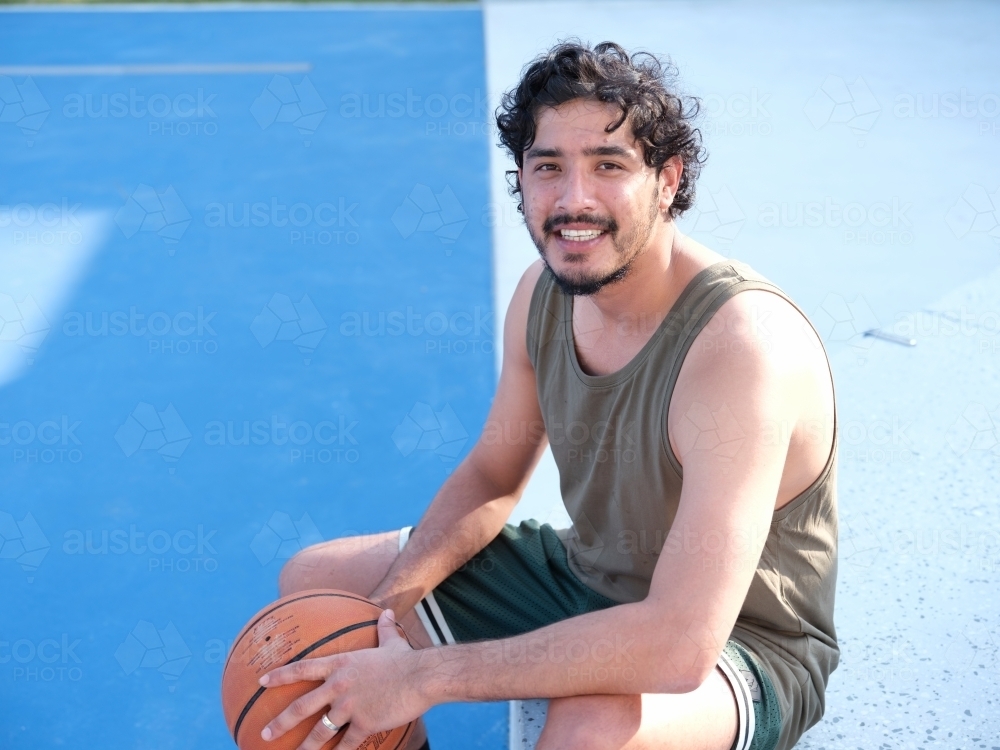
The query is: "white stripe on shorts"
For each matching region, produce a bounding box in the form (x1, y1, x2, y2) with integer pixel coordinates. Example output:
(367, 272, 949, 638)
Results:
(398, 526, 457, 647)
(716, 648, 756, 750)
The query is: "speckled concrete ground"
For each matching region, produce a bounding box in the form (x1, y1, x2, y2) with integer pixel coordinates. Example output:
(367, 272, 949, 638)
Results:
(800, 269, 1000, 749)
(511, 268, 1000, 750)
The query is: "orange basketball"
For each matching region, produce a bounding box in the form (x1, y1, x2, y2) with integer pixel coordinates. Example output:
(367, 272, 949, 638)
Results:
(222, 589, 417, 750)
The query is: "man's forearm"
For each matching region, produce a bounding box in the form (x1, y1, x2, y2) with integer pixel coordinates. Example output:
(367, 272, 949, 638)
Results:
(410, 600, 711, 703)
(369, 455, 516, 616)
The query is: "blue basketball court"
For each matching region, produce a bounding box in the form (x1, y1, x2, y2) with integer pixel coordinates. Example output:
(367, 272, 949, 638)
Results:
(1, 6, 503, 749)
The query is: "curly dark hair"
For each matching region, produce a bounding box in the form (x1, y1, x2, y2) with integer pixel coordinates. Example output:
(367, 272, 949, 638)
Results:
(496, 40, 706, 218)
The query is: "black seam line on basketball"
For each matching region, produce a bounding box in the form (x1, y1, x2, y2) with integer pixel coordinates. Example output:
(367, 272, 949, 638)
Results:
(232, 619, 379, 743)
(390, 716, 415, 750)
(223, 592, 375, 674)
(420, 600, 447, 645)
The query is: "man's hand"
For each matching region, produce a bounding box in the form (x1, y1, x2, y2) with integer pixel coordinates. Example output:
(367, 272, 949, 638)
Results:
(259, 610, 430, 750)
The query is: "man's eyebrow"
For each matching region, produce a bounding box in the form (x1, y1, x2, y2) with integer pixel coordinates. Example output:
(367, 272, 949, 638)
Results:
(525, 144, 635, 159)
(582, 145, 633, 157)
(525, 146, 562, 159)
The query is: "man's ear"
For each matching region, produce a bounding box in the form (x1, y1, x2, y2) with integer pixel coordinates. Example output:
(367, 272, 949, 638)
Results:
(658, 155, 683, 212)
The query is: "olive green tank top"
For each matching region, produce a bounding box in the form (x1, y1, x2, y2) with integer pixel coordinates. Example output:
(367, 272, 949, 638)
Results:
(527, 260, 839, 747)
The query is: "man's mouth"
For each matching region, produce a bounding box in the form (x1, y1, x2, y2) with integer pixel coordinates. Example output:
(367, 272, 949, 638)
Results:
(557, 228, 605, 242)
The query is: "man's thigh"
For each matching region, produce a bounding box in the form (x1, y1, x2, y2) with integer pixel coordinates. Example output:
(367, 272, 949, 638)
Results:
(278, 529, 435, 650)
(537, 666, 738, 750)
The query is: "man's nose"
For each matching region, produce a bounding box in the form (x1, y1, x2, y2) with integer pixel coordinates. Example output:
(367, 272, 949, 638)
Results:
(554, 166, 598, 215)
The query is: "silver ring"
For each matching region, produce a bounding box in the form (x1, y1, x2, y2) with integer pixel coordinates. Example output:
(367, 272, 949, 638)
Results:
(321, 713, 340, 733)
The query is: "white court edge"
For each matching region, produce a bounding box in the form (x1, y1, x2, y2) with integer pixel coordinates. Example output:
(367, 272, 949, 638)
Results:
(0, 63, 312, 75)
(0, 2, 478, 12)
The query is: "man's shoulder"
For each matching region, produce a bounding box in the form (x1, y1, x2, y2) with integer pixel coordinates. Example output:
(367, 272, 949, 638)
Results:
(510, 260, 548, 315)
(687, 283, 827, 382)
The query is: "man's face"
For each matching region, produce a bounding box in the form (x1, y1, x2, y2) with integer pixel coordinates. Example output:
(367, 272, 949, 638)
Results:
(519, 99, 675, 296)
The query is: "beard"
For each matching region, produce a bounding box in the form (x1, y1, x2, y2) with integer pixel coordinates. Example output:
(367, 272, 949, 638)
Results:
(526, 186, 662, 297)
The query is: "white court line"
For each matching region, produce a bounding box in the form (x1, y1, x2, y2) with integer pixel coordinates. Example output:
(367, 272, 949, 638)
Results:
(0, 63, 311, 76)
(0, 2, 478, 13)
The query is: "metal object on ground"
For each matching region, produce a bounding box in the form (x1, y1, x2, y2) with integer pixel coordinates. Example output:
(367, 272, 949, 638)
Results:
(864, 329, 917, 347)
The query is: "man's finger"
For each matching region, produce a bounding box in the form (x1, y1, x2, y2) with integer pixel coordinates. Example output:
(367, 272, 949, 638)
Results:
(294, 713, 345, 750)
(377, 609, 402, 647)
(260, 657, 333, 687)
(335, 723, 370, 750)
(261, 684, 335, 741)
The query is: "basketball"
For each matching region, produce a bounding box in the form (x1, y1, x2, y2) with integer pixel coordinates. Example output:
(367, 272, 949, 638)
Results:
(222, 589, 417, 750)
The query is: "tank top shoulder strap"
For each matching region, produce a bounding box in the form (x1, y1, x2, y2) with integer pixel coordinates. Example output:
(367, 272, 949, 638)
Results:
(660, 260, 839, 484)
(662, 261, 786, 396)
(526, 267, 564, 370)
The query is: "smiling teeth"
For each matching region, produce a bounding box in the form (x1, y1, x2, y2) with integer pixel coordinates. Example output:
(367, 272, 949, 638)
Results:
(560, 229, 603, 241)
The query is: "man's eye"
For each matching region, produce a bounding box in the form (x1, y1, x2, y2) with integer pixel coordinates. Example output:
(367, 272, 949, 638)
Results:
(537, 163, 558, 171)
(598, 162, 621, 170)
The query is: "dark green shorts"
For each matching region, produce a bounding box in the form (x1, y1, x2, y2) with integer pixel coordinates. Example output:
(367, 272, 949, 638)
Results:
(399, 519, 782, 750)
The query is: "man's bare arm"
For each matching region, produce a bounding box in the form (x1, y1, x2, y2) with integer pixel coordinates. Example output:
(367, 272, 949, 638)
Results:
(369, 262, 548, 616)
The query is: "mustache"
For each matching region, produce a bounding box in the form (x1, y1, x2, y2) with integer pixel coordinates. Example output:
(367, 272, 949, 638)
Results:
(543, 213, 618, 234)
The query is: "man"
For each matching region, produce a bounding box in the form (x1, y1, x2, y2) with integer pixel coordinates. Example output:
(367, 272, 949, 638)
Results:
(262, 41, 838, 750)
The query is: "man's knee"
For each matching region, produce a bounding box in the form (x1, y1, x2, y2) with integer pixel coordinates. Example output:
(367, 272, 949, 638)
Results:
(278, 542, 327, 597)
(277, 531, 399, 598)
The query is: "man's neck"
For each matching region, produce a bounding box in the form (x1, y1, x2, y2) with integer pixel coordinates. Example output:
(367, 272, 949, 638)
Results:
(582, 225, 714, 328)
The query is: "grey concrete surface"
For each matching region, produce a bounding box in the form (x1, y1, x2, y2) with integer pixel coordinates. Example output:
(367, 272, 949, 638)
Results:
(487, 3, 1000, 747)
